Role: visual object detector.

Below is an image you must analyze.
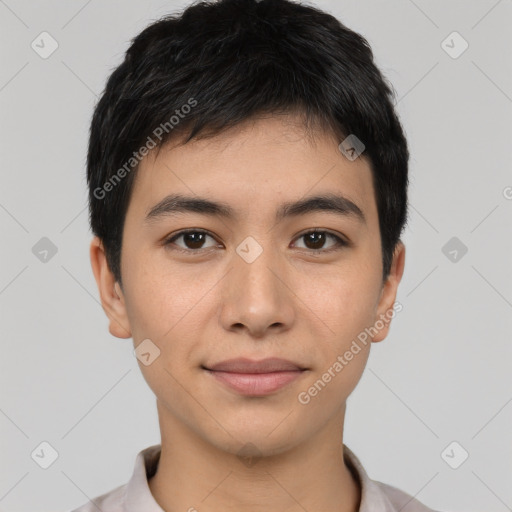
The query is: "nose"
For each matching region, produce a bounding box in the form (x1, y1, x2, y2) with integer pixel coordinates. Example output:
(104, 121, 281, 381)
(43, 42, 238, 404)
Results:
(219, 244, 295, 339)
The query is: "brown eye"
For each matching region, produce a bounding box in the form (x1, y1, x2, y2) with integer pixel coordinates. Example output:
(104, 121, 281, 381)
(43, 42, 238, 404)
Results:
(163, 228, 347, 254)
(293, 230, 346, 252)
(164, 230, 218, 251)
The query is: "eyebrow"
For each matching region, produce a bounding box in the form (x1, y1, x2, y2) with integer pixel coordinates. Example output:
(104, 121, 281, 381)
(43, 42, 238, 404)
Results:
(144, 193, 366, 225)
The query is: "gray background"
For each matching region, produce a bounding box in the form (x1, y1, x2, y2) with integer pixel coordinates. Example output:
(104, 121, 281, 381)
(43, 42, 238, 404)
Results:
(1, 0, 511, 511)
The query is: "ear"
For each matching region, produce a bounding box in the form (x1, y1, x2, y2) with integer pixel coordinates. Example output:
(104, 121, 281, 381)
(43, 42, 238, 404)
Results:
(371, 241, 406, 343)
(89, 236, 132, 339)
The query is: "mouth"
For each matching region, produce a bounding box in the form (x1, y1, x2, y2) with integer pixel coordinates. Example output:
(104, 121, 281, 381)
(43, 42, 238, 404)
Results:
(202, 357, 308, 396)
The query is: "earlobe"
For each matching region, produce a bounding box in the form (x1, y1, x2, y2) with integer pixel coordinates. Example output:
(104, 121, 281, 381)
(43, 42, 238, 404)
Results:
(89, 236, 132, 339)
(371, 241, 406, 343)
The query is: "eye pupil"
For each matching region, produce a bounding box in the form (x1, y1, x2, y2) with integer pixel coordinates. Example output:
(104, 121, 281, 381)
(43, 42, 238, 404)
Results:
(184, 232, 205, 249)
(304, 232, 326, 250)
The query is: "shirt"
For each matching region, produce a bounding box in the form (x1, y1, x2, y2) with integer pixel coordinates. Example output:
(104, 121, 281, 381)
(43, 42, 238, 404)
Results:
(69, 444, 440, 512)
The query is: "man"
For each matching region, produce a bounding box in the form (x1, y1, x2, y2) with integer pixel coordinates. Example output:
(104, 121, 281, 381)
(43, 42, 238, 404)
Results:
(73, 0, 440, 510)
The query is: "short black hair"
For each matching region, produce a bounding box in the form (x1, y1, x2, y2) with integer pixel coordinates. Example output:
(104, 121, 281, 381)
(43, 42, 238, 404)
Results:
(87, 0, 409, 288)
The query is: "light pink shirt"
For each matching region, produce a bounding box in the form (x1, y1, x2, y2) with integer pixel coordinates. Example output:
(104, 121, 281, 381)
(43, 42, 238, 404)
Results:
(69, 444, 440, 512)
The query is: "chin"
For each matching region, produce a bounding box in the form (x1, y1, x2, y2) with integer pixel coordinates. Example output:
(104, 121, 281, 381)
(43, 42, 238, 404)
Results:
(205, 419, 304, 460)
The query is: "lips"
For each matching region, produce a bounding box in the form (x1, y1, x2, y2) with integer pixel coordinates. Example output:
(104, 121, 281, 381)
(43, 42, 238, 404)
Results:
(203, 357, 308, 396)
(204, 357, 306, 373)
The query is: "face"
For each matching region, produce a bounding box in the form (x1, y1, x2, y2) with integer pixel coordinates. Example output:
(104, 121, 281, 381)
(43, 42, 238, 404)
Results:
(90, 114, 405, 457)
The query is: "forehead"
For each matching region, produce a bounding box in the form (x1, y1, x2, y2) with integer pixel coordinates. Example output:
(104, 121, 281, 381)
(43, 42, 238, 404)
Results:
(127, 115, 377, 227)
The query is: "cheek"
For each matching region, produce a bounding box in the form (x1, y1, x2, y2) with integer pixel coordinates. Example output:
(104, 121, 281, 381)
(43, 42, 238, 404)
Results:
(294, 273, 375, 410)
(297, 264, 380, 340)
(122, 253, 208, 343)
(122, 258, 216, 405)
(296, 347, 370, 416)
(122, 260, 207, 407)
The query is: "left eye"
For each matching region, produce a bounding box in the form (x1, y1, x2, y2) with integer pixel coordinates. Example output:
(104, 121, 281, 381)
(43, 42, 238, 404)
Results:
(292, 230, 346, 252)
(163, 229, 346, 253)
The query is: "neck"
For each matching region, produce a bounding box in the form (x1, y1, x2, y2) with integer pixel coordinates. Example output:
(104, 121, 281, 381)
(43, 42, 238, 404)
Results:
(148, 401, 361, 512)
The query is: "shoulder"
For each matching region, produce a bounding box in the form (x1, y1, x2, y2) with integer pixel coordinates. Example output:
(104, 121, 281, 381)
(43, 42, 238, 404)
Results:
(375, 480, 441, 512)
(68, 483, 127, 512)
(342, 444, 441, 512)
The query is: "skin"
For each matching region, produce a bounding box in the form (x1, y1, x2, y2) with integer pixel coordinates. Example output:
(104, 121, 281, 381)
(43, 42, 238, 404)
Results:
(90, 113, 405, 512)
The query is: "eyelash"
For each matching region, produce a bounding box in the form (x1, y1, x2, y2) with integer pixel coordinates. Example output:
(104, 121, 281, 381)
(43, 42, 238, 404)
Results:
(163, 228, 348, 254)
